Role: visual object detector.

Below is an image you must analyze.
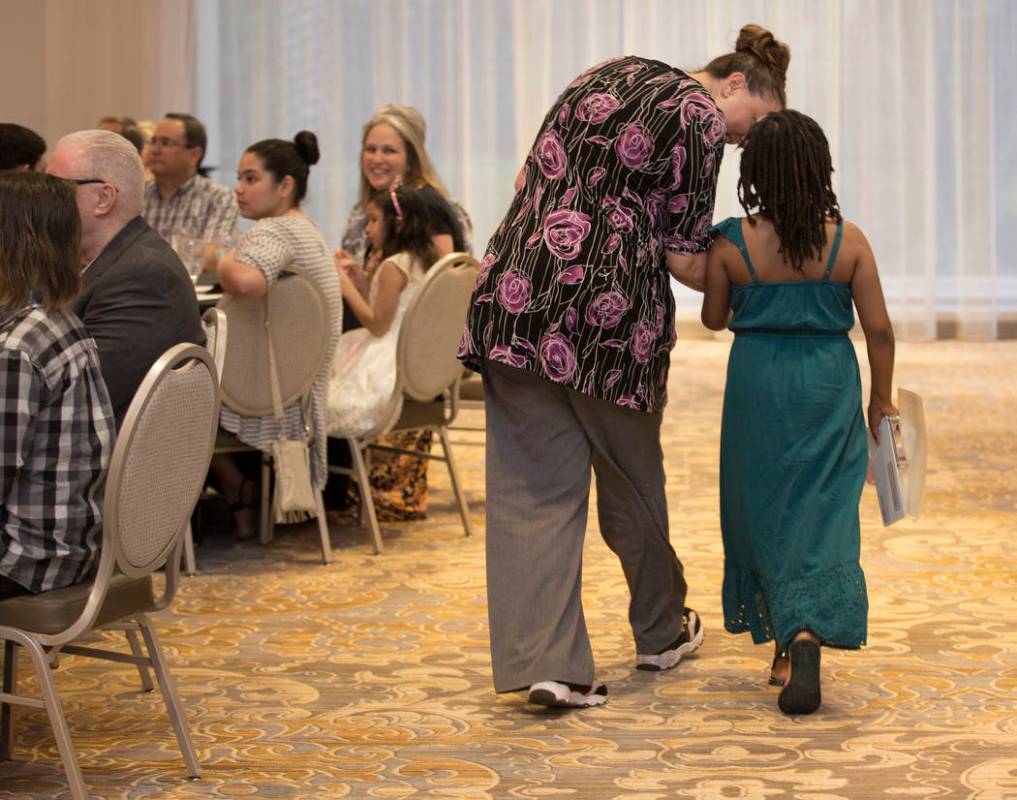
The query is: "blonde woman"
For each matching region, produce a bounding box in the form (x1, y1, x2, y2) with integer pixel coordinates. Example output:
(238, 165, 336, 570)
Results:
(327, 105, 473, 520)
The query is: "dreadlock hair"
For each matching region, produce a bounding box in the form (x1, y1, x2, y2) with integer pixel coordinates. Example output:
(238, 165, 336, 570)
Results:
(738, 109, 842, 272)
(368, 186, 439, 270)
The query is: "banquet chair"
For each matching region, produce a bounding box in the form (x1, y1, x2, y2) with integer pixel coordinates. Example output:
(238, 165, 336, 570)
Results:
(181, 307, 230, 576)
(330, 252, 479, 554)
(214, 268, 334, 563)
(0, 343, 219, 800)
(450, 369, 485, 430)
(201, 307, 228, 381)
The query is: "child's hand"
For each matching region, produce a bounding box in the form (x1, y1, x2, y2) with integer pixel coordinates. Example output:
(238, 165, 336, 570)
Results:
(868, 399, 899, 443)
(334, 248, 357, 273)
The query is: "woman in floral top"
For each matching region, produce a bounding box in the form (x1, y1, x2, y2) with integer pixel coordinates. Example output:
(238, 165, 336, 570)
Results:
(460, 25, 790, 708)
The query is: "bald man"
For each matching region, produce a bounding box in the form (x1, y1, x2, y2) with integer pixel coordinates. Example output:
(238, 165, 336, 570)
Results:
(47, 129, 203, 426)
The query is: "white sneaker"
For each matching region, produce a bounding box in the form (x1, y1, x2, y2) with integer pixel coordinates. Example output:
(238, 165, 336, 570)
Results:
(636, 607, 704, 671)
(527, 680, 608, 708)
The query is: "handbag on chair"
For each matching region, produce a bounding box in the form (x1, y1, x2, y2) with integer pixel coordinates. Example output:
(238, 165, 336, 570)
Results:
(265, 308, 318, 523)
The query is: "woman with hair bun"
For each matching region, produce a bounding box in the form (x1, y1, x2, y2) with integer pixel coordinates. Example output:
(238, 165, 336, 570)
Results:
(212, 131, 342, 540)
(460, 24, 790, 708)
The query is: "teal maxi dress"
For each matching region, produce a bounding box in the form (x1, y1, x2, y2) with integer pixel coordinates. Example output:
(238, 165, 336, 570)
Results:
(713, 217, 868, 651)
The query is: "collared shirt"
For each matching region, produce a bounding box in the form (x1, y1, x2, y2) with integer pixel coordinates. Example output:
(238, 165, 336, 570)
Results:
(459, 55, 726, 413)
(1, 305, 114, 593)
(143, 174, 239, 244)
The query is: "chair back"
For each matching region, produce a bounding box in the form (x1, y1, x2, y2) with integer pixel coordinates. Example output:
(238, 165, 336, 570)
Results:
(217, 268, 328, 416)
(104, 344, 220, 582)
(396, 252, 479, 402)
(201, 307, 228, 380)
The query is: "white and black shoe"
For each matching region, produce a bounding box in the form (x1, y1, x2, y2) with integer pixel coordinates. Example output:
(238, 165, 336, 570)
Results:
(636, 607, 704, 671)
(527, 680, 608, 708)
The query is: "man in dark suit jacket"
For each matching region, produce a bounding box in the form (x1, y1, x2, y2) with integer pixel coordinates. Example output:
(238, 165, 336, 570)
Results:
(47, 130, 204, 427)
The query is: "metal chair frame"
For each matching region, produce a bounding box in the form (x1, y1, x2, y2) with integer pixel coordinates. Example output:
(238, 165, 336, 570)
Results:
(0, 344, 220, 800)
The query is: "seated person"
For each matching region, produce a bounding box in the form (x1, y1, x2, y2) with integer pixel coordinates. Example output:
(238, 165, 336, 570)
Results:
(328, 104, 472, 519)
(46, 129, 204, 428)
(211, 131, 341, 540)
(0, 172, 115, 599)
(328, 185, 440, 437)
(0, 123, 46, 171)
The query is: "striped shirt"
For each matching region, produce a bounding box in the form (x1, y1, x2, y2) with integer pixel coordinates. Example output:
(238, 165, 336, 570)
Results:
(1, 305, 115, 593)
(143, 174, 240, 244)
(219, 214, 342, 489)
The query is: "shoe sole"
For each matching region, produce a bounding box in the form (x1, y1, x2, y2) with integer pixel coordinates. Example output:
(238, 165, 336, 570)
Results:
(527, 681, 608, 708)
(636, 613, 705, 671)
(778, 639, 821, 715)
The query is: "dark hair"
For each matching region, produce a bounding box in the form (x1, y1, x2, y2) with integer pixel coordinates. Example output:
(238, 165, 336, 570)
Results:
(0, 172, 80, 311)
(702, 24, 790, 107)
(738, 109, 842, 272)
(368, 186, 439, 269)
(0, 123, 47, 171)
(245, 131, 320, 207)
(164, 112, 209, 174)
(98, 115, 144, 155)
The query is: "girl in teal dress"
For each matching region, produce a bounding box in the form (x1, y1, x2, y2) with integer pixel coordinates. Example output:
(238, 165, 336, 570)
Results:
(702, 110, 896, 715)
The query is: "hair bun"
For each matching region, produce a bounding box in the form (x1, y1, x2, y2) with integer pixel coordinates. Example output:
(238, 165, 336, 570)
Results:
(293, 130, 320, 166)
(736, 24, 790, 83)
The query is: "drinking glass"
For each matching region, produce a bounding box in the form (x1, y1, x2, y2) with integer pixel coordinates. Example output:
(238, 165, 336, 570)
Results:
(171, 231, 204, 284)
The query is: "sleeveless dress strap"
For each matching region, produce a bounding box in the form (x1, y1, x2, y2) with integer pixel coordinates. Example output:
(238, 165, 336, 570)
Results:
(822, 220, 844, 282)
(710, 217, 759, 284)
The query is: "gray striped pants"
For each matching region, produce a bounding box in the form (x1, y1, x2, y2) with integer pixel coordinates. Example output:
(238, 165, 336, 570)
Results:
(482, 360, 687, 692)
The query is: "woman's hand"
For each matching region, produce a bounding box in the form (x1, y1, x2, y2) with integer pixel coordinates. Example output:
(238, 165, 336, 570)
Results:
(867, 398, 899, 443)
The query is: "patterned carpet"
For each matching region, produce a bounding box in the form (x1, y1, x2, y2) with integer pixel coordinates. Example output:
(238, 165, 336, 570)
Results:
(2, 339, 1016, 799)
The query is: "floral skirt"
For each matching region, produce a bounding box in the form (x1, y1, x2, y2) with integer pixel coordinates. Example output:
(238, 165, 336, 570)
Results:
(346, 429, 433, 521)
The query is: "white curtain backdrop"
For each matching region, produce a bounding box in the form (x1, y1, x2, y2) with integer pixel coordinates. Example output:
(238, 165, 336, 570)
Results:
(194, 0, 1015, 340)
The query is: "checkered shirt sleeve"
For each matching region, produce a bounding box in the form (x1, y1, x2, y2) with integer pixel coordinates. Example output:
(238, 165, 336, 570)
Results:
(0, 309, 114, 593)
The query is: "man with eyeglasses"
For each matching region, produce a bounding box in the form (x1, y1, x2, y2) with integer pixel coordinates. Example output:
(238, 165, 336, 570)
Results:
(143, 113, 238, 254)
(46, 129, 204, 427)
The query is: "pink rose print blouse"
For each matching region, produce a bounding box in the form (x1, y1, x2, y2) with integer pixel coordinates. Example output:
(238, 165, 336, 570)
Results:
(459, 55, 726, 413)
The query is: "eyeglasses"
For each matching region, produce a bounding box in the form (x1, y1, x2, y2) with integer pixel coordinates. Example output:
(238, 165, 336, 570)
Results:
(150, 137, 189, 149)
(67, 178, 107, 186)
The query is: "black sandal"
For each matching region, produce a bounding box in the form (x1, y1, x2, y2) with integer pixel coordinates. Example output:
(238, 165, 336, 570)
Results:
(778, 638, 821, 715)
(769, 650, 788, 687)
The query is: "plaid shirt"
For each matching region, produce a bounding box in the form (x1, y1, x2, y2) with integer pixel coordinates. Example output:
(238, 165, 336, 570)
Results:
(143, 174, 239, 244)
(1, 305, 114, 593)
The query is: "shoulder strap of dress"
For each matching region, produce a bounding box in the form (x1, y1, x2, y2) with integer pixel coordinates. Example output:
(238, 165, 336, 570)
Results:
(715, 217, 759, 283)
(823, 220, 845, 282)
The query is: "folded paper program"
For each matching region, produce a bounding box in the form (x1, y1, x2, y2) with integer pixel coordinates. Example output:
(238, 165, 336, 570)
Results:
(869, 389, 927, 526)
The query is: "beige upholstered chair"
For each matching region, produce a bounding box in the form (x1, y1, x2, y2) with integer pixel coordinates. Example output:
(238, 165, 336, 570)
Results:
(0, 343, 219, 800)
(450, 369, 485, 431)
(215, 267, 334, 563)
(331, 252, 479, 553)
(201, 306, 228, 381)
(181, 307, 230, 576)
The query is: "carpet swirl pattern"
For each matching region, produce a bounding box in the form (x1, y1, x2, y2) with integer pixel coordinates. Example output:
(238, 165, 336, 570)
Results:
(1, 340, 1015, 799)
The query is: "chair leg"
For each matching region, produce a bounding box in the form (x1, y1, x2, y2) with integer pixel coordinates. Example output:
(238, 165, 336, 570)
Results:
(314, 491, 333, 564)
(349, 440, 383, 554)
(137, 616, 201, 778)
(17, 634, 88, 800)
(438, 426, 473, 537)
(125, 627, 154, 692)
(259, 454, 273, 545)
(183, 522, 197, 576)
(1, 640, 18, 760)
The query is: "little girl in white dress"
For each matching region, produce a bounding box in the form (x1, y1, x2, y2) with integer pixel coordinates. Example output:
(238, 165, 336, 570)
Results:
(328, 186, 438, 437)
